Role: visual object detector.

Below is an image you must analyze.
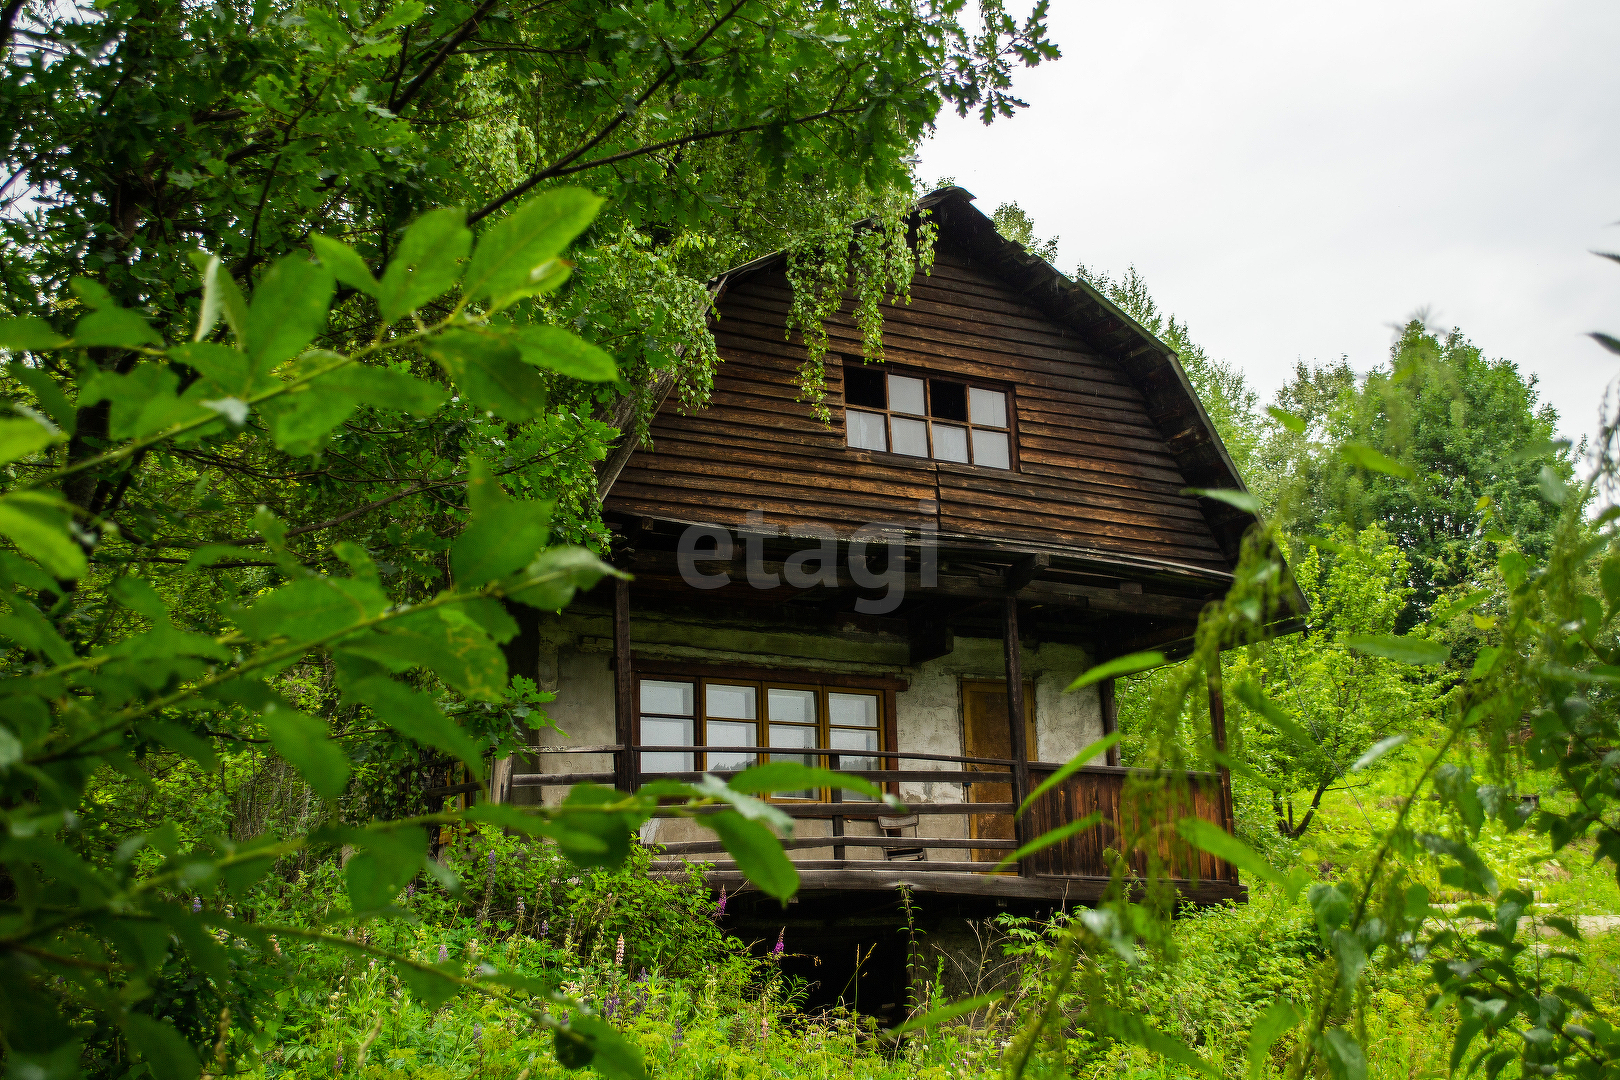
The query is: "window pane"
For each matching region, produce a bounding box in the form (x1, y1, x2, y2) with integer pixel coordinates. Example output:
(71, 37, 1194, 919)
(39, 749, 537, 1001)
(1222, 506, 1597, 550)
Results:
(706, 720, 757, 773)
(641, 680, 693, 715)
(705, 683, 757, 719)
(846, 409, 887, 451)
(767, 688, 817, 724)
(828, 692, 879, 728)
(969, 387, 1007, 428)
(640, 716, 694, 773)
(972, 428, 1011, 469)
(829, 728, 880, 800)
(890, 416, 928, 457)
(845, 365, 886, 408)
(932, 423, 969, 463)
(769, 724, 818, 798)
(888, 374, 926, 415)
(929, 379, 967, 421)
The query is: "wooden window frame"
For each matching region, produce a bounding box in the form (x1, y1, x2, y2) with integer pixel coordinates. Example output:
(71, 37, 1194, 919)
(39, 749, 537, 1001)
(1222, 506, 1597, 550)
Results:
(632, 659, 899, 800)
(841, 359, 1019, 472)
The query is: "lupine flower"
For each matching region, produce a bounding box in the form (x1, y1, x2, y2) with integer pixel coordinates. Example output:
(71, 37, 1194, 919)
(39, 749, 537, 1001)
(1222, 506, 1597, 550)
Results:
(716, 886, 727, 916)
(335, 1049, 343, 1072)
(472, 1023, 482, 1046)
(487, 850, 497, 870)
(406, 882, 415, 900)
(672, 1019, 684, 1050)
(540, 918, 549, 938)
(773, 928, 784, 956)
(761, 1015, 769, 1041)
(614, 934, 624, 968)
(604, 993, 618, 1020)
(437, 943, 448, 964)
(191, 897, 201, 914)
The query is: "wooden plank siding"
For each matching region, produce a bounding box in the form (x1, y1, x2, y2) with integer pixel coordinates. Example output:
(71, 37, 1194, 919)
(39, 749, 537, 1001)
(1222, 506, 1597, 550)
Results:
(607, 250, 1231, 570)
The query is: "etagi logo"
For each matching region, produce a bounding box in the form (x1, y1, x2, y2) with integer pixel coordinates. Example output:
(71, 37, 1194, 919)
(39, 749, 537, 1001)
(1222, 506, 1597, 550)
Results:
(675, 507, 937, 616)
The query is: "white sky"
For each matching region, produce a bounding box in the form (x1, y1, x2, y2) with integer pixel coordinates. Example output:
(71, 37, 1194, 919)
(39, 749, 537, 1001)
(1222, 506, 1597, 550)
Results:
(917, 0, 1620, 448)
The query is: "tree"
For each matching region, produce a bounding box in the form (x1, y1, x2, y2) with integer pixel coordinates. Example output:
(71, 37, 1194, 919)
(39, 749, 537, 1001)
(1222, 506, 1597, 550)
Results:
(1227, 524, 1436, 839)
(991, 200, 1059, 261)
(1258, 321, 1577, 624)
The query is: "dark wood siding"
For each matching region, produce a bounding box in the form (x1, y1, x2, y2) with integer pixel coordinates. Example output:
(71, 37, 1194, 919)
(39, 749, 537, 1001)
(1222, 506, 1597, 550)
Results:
(607, 247, 1229, 570)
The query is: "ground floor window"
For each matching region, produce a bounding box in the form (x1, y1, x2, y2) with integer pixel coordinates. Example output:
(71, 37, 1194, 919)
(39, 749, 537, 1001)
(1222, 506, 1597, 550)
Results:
(637, 673, 886, 800)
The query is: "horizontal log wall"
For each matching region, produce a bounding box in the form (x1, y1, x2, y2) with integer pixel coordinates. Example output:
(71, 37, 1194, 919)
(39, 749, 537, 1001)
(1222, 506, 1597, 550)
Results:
(607, 248, 1227, 569)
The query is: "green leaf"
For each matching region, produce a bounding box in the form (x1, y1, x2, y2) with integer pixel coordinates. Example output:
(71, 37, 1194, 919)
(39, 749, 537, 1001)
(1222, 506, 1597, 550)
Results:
(1591, 332, 1620, 356)
(463, 188, 602, 304)
(397, 958, 462, 1011)
(505, 546, 620, 610)
(374, 0, 425, 31)
(0, 491, 85, 579)
(1183, 488, 1260, 514)
(992, 811, 1103, 871)
(378, 208, 471, 324)
(346, 675, 486, 774)
(888, 992, 1005, 1035)
(1177, 818, 1305, 900)
(1232, 681, 1313, 748)
(0, 416, 61, 465)
(231, 577, 389, 642)
(1537, 464, 1569, 506)
(1343, 634, 1450, 666)
(323, 363, 446, 415)
(512, 325, 618, 381)
(424, 329, 550, 421)
(340, 607, 508, 700)
(261, 706, 351, 799)
(452, 501, 554, 585)
(123, 1012, 201, 1080)
(1351, 734, 1408, 772)
(1418, 833, 1498, 896)
(1018, 732, 1120, 815)
(551, 783, 641, 867)
(707, 810, 797, 900)
(345, 827, 426, 912)
(1265, 406, 1306, 434)
(246, 255, 335, 374)
(1431, 589, 1492, 624)
(137, 721, 220, 771)
(558, 1015, 645, 1080)
(0, 316, 67, 351)
(8, 363, 75, 433)
(1320, 1028, 1367, 1080)
(1248, 999, 1301, 1080)
(1066, 651, 1164, 692)
(1340, 443, 1415, 480)
(1603, 558, 1620, 614)
(264, 385, 359, 456)
(725, 761, 889, 802)
(309, 234, 381, 298)
(1092, 1003, 1219, 1079)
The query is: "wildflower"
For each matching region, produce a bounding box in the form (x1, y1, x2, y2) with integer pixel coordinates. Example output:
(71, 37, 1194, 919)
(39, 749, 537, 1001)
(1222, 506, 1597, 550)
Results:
(487, 850, 497, 870)
(614, 934, 625, 968)
(604, 993, 618, 1020)
(437, 943, 448, 964)
(716, 886, 727, 916)
(472, 1023, 482, 1046)
(335, 1049, 343, 1073)
(761, 1015, 769, 1041)
(672, 1019, 685, 1050)
(406, 882, 415, 900)
(540, 918, 549, 938)
(773, 928, 784, 957)
(191, 897, 201, 914)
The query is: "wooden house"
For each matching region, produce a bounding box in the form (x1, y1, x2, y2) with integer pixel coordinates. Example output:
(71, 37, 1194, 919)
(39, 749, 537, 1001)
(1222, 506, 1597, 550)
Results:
(495, 187, 1296, 920)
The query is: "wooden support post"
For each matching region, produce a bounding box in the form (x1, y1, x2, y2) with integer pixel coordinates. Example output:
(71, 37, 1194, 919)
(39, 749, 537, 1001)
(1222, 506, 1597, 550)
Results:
(829, 752, 845, 861)
(1003, 597, 1033, 876)
(1099, 677, 1120, 767)
(1206, 669, 1237, 881)
(613, 576, 637, 793)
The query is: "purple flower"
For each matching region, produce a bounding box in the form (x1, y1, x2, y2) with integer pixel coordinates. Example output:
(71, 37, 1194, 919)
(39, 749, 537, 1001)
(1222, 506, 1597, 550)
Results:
(191, 897, 201, 914)
(540, 918, 549, 937)
(716, 886, 727, 916)
(472, 1023, 482, 1045)
(437, 943, 448, 964)
(604, 993, 618, 1020)
(772, 928, 784, 956)
(672, 1019, 684, 1049)
(406, 882, 415, 900)
(335, 1049, 343, 1072)
(487, 850, 497, 870)
(614, 934, 624, 968)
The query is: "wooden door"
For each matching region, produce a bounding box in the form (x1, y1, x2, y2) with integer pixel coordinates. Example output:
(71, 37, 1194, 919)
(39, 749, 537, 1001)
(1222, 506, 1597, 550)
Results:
(961, 679, 1035, 863)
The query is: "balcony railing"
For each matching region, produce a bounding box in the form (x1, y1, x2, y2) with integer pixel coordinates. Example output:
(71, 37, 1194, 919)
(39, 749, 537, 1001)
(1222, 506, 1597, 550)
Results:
(505, 744, 1237, 886)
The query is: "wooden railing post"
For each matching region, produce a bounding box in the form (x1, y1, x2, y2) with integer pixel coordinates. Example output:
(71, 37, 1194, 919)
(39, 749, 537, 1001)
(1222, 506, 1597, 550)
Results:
(613, 576, 637, 793)
(1099, 677, 1120, 767)
(1003, 597, 1033, 875)
(828, 752, 845, 861)
(1206, 668, 1238, 882)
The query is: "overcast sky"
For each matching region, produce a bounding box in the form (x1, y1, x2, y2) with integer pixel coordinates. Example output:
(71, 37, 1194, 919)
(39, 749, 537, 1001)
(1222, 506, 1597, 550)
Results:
(917, 0, 1620, 449)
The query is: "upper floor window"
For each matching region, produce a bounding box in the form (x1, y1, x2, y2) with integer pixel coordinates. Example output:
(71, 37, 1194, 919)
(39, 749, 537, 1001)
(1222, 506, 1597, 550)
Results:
(843, 363, 1012, 469)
